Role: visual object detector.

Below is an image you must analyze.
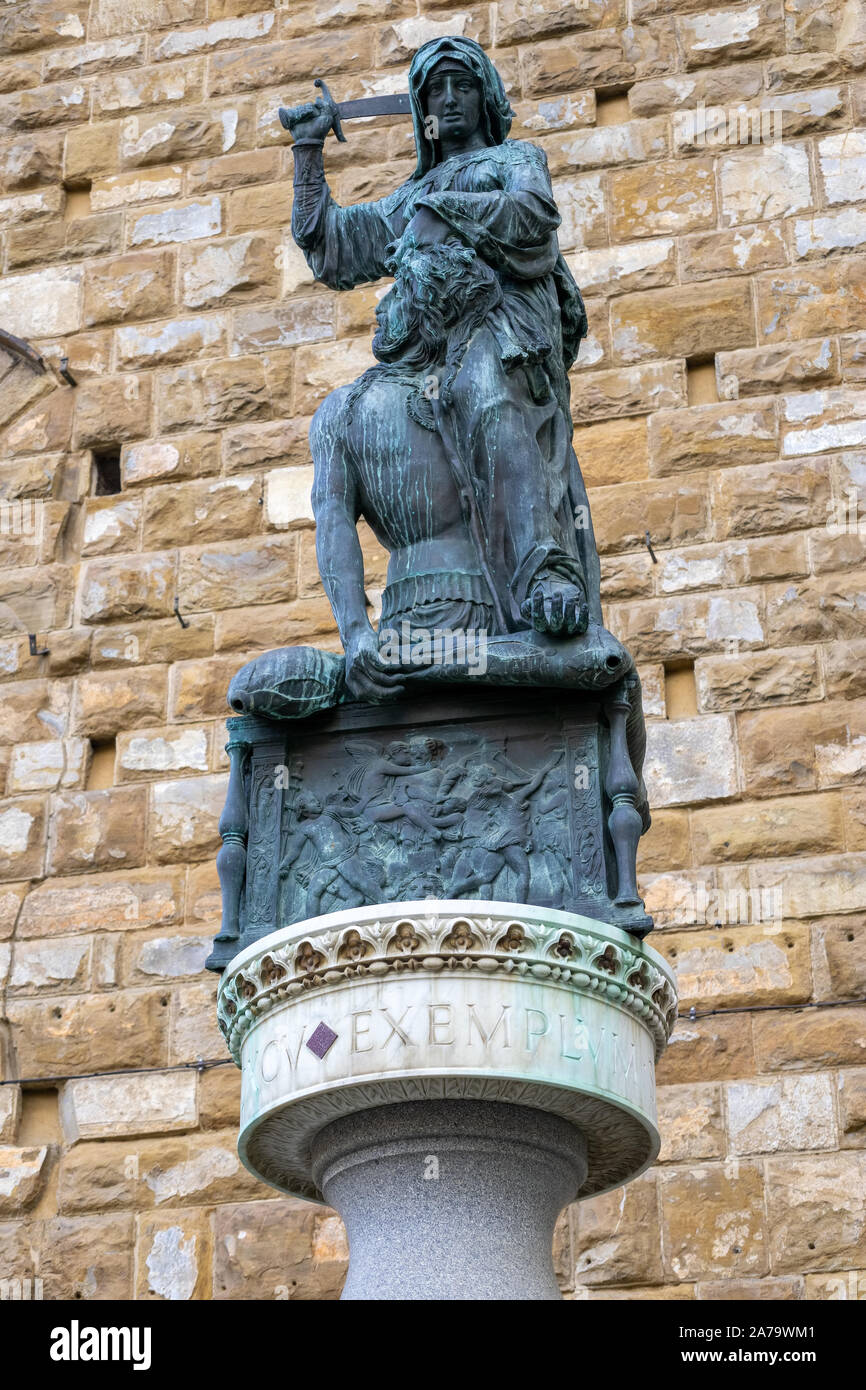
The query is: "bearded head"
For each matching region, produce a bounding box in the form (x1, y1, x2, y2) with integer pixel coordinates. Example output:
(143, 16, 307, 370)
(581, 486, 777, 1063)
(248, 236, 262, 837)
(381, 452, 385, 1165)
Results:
(372, 236, 500, 370)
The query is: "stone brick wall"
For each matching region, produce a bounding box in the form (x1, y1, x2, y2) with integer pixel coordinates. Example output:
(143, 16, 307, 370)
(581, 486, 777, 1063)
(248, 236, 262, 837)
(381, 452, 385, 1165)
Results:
(0, 0, 865, 1301)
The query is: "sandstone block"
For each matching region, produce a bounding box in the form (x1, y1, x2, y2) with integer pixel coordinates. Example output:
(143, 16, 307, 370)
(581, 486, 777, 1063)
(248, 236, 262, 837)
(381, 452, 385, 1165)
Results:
(781, 385, 866, 457)
(765, 574, 866, 647)
(199, 1065, 240, 1132)
(574, 1172, 662, 1286)
(657, 1083, 725, 1162)
(644, 714, 739, 806)
(610, 159, 715, 239)
(520, 30, 631, 96)
(550, 172, 606, 251)
(756, 256, 866, 343)
(7, 988, 167, 1076)
(83, 249, 175, 328)
(727, 1073, 837, 1154)
(213, 1197, 346, 1300)
(656, 1014, 755, 1085)
(766, 1154, 866, 1272)
(0, 568, 73, 640)
(818, 130, 866, 206)
(649, 398, 777, 475)
(226, 180, 293, 233)
(222, 417, 311, 473)
(660, 924, 811, 1010)
(719, 143, 812, 225)
(573, 417, 648, 488)
(616, 589, 764, 662)
(38, 1213, 134, 1299)
(91, 0, 203, 38)
(717, 339, 838, 400)
(696, 648, 821, 712)
(63, 120, 122, 184)
(48, 787, 148, 875)
(628, 61, 763, 117)
(95, 57, 207, 118)
(792, 206, 866, 259)
(612, 278, 754, 364)
(8, 934, 91, 994)
(264, 466, 314, 528)
(749, 852, 866, 919)
(547, 115, 668, 173)
(142, 474, 261, 549)
(0, 798, 46, 879)
(115, 725, 209, 782)
(178, 534, 298, 612)
(73, 374, 153, 449)
(187, 147, 279, 194)
(752, 1005, 866, 1072)
(81, 494, 142, 556)
(567, 239, 675, 299)
(117, 313, 228, 371)
(691, 792, 841, 863)
(0, 265, 82, 338)
(60, 1071, 197, 1144)
(180, 231, 279, 308)
(124, 932, 212, 983)
(122, 432, 220, 486)
(572, 360, 686, 422)
(680, 223, 786, 281)
(232, 299, 335, 354)
(591, 474, 708, 554)
(79, 553, 176, 625)
(7, 738, 89, 793)
(0, 1147, 50, 1215)
(679, 1, 784, 68)
(148, 773, 227, 863)
(17, 868, 184, 937)
(660, 1162, 767, 1280)
(120, 102, 253, 170)
(712, 458, 831, 539)
(636, 807, 691, 872)
(91, 166, 184, 211)
(838, 1070, 866, 1148)
(73, 661, 168, 739)
(168, 977, 225, 1061)
(169, 656, 239, 721)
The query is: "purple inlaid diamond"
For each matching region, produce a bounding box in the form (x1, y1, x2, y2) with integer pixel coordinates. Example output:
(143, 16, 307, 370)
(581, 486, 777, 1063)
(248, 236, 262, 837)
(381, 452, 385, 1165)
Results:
(306, 1021, 338, 1058)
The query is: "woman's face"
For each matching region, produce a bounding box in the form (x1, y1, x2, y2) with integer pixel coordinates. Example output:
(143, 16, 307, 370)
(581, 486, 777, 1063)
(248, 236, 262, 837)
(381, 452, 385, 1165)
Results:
(422, 60, 483, 144)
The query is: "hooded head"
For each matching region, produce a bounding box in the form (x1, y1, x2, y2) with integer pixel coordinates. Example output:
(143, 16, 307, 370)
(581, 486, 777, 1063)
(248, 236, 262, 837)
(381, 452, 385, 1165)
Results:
(408, 36, 514, 179)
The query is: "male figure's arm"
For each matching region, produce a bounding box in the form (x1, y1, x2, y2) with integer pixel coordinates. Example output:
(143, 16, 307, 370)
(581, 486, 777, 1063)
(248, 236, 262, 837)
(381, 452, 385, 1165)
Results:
(312, 447, 405, 704)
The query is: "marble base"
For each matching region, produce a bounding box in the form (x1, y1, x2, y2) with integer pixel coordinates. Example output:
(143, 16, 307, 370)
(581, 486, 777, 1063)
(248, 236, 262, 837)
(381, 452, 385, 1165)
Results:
(312, 1100, 587, 1300)
(218, 900, 677, 1199)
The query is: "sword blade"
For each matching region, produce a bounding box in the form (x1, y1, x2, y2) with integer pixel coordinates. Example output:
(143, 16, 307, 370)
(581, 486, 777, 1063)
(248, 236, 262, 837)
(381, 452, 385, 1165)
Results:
(336, 94, 411, 120)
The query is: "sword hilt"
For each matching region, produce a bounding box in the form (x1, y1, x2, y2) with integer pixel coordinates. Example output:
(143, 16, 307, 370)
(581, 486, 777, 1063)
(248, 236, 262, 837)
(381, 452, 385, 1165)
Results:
(314, 78, 346, 142)
(278, 78, 347, 142)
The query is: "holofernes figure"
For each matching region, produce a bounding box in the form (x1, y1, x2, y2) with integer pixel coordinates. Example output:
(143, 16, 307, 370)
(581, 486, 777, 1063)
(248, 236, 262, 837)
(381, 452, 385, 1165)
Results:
(229, 36, 643, 744)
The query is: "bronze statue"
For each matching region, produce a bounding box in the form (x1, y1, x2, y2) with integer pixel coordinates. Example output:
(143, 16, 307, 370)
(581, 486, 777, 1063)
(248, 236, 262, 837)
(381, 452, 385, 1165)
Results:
(228, 36, 640, 721)
(206, 39, 655, 971)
